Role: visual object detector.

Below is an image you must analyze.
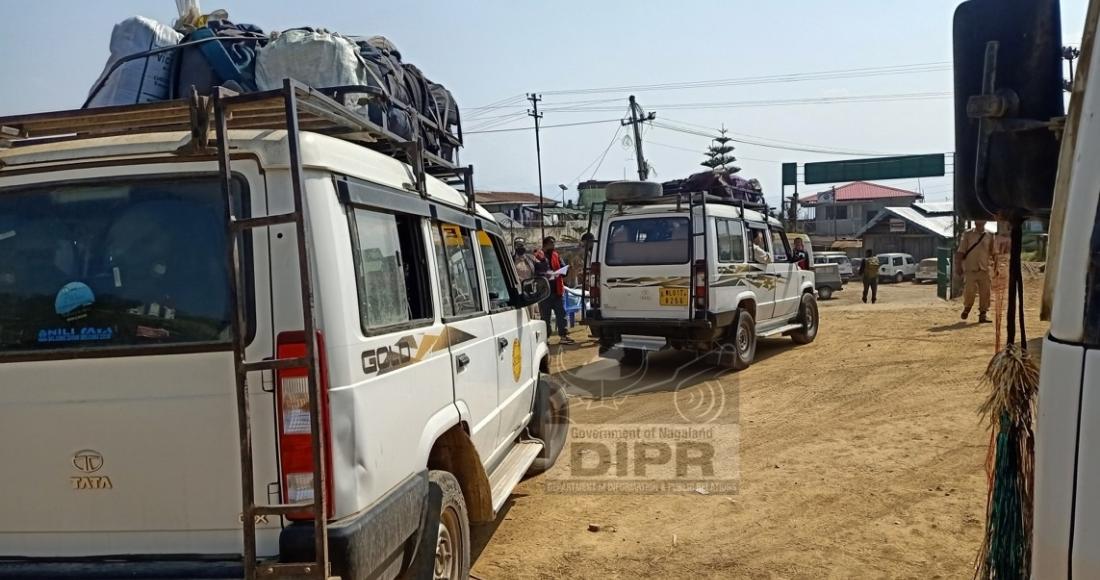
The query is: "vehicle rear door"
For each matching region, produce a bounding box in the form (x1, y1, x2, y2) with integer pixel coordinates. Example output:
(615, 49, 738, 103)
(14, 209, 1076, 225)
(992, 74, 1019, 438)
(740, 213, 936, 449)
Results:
(744, 223, 776, 321)
(600, 214, 692, 320)
(768, 228, 801, 320)
(476, 231, 535, 445)
(430, 222, 501, 461)
(0, 167, 281, 556)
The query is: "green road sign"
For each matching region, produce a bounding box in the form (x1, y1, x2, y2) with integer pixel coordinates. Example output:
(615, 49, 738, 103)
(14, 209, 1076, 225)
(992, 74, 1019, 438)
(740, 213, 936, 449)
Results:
(782, 163, 798, 187)
(803, 154, 945, 185)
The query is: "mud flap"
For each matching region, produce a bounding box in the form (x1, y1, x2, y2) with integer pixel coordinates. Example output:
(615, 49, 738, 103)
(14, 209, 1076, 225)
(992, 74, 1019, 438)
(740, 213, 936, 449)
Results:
(400, 472, 444, 580)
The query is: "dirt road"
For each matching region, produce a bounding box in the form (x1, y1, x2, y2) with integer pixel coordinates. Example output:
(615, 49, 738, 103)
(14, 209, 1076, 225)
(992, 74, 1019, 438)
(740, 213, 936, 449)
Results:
(472, 278, 1046, 579)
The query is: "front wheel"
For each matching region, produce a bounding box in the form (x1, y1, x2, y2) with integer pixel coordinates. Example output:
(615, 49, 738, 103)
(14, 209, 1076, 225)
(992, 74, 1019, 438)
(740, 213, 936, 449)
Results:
(717, 310, 756, 370)
(817, 285, 834, 300)
(790, 293, 819, 345)
(894, 271, 905, 284)
(527, 377, 570, 475)
(428, 471, 470, 580)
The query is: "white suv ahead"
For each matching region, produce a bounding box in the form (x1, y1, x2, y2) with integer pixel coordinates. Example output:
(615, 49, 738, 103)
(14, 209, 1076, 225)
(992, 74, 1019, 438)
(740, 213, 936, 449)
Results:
(876, 253, 917, 283)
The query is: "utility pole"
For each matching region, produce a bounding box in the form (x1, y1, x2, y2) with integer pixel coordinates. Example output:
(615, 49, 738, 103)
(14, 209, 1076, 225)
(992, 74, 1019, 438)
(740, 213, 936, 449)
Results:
(831, 185, 838, 241)
(528, 93, 546, 240)
(621, 95, 656, 180)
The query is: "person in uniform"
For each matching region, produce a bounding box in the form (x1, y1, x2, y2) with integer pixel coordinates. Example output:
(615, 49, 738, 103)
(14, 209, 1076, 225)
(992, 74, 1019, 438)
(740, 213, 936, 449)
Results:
(512, 238, 535, 281)
(858, 249, 879, 304)
(957, 220, 997, 323)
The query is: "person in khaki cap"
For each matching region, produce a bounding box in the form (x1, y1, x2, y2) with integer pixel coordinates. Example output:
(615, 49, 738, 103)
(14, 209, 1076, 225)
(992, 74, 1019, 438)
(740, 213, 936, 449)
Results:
(957, 220, 997, 323)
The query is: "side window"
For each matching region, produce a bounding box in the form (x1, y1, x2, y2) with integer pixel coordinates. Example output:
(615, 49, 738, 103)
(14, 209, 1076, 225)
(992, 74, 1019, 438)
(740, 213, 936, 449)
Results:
(477, 231, 516, 311)
(893, 257, 903, 267)
(431, 222, 484, 318)
(905, 256, 915, 265)
(770, 230, 790, 262)
(748, 226, 769, 263)
(716, 220, 732, 261)
(351, 209, 432, 332)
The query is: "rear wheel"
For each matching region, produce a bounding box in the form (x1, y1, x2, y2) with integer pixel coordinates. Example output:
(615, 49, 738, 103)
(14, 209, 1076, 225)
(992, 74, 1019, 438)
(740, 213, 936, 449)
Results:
(790, 293, 819, 345)
(717, 310, 756, 370)
(428, 471, 470, 580)
(817, 285, 834, 300)
(895, 271, 905, 284)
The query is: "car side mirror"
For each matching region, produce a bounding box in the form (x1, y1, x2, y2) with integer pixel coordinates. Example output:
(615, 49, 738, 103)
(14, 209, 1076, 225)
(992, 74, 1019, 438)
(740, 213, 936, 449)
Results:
(519, 277, 551, 306)
(953, 0, 1064, 219)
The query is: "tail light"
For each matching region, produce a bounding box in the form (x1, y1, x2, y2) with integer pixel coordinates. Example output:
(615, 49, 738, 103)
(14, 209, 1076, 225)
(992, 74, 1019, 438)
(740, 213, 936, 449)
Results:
(693, 259, 708, 313)
(588, 262, 601, 308)
(275, 330, 333, 521)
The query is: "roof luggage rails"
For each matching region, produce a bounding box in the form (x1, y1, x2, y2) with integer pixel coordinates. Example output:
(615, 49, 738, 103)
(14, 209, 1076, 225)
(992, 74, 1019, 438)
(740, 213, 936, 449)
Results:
(0, 80, 476, 210)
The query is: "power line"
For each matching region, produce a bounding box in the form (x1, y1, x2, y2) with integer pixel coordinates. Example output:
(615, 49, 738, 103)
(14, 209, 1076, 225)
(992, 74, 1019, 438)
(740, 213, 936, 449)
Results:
(538, 61, 952, 96)
(652, 122, 906, 156)
(540, 91, 952, 113)
(464, 118, 622, 135)
(568, 125, 626, 185)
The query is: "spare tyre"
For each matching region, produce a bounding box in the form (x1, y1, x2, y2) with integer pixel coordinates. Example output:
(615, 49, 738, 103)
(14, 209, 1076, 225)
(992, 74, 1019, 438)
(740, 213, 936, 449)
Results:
(606, 180, 663, 203)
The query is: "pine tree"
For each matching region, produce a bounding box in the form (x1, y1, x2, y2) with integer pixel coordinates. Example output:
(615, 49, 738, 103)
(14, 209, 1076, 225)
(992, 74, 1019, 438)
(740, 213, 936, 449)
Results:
(701, 126, 740, 173)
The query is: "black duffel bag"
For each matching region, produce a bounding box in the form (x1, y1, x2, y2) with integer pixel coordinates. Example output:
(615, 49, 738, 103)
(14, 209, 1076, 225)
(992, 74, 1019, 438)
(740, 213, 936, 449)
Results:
(173, 19, 267, 97)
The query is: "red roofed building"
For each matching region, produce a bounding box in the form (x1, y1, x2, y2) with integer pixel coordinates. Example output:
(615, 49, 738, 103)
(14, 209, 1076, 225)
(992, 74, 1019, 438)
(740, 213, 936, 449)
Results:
(799, 181, 922, 241)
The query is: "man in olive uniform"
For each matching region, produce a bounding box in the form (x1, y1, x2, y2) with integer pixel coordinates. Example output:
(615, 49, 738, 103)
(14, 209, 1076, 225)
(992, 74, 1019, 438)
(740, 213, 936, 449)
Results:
(958, 220, 997, 323)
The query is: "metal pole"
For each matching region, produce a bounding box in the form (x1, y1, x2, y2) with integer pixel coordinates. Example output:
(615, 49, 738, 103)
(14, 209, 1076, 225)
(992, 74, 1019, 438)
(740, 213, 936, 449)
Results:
(621, 95, 656, 181)
(831, 185, 838, 241)
(528, 93, 546, 241)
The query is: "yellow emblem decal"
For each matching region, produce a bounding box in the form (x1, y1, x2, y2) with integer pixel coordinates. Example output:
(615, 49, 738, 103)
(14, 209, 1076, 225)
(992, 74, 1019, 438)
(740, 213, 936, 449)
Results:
(511, 339, 522, 382)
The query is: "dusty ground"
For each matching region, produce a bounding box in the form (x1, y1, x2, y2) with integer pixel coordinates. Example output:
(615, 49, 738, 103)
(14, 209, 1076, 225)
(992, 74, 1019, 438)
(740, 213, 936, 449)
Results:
(471, 276, 1047, 579)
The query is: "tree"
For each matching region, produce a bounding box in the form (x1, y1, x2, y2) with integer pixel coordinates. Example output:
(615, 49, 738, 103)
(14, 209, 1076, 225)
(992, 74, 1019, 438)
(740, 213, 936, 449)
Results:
(701, 126, 740, 173)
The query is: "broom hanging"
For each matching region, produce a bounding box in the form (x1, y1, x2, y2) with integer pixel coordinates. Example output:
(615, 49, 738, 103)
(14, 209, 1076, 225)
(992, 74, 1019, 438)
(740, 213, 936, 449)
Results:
(974, 218, 1039, 580)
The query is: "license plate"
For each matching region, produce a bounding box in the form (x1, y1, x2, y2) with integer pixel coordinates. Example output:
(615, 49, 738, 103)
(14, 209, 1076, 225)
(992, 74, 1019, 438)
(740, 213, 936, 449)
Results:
(659, 287, 690, 306)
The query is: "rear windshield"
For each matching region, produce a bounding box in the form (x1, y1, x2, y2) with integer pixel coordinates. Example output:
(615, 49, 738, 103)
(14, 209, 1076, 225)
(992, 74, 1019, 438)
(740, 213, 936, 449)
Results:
(605, 217, 689, 266)
(0, 177, 237, 354)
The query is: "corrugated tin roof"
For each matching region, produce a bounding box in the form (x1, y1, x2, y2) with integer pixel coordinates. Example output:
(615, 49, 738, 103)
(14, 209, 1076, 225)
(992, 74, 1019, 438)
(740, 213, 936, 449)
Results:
(476, 191, 557, 205)
(856, 206, 997, 239)
(913, 201, 953, 214)
(491, 212, 523, 228)
(801, 181, 921, 205)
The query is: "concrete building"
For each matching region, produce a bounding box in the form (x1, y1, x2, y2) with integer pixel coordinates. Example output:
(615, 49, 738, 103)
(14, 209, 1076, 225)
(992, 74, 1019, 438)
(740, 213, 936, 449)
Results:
(799, 181, 922, 246)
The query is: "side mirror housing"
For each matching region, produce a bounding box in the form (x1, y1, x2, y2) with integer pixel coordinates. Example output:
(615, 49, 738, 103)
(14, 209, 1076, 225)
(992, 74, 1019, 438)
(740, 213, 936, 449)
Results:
(519, 277, 551, 306)
(953, 0, 1064, 219)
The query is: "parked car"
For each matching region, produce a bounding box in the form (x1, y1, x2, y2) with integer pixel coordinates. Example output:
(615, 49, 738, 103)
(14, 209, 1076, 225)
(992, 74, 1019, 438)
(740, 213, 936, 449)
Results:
(877, 253, 918, 282)
(790, 234, 842, 300)
(814, 251, 855, 280)
(914, 257, 942, 283)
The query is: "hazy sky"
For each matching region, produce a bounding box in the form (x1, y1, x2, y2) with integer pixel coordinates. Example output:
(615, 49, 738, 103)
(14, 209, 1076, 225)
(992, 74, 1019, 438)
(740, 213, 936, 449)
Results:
(0, 1, 1087, 207)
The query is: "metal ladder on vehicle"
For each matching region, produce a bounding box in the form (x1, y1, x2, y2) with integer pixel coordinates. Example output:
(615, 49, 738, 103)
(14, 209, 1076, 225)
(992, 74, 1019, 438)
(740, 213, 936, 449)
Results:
(687, 191, 709, 319)
(214, 81, 333, 580)
(580, 200, 608, 314)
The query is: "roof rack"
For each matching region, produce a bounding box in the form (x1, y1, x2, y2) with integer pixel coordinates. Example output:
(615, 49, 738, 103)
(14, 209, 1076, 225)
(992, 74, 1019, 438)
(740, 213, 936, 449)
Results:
(0, 81, 476, 210)
(623, 191, 770, 211)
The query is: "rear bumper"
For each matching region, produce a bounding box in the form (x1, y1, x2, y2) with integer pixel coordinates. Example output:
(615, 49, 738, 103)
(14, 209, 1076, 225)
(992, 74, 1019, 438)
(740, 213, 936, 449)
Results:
(0, 471, 431, 580)
(586, 310, 735, 346)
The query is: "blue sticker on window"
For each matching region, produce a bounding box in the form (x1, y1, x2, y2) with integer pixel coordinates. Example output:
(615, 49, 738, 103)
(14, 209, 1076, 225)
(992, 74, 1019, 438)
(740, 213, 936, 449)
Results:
(55, 282, 95, 320)
(37, 327, 113, 343)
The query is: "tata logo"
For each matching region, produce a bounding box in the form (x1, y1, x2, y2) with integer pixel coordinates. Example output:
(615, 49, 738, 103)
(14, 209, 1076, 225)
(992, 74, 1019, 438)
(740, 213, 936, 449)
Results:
(72, 449, 104, 473)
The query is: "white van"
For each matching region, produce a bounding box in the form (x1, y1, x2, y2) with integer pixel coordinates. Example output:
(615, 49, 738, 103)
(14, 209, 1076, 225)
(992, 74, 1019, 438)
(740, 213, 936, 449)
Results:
(586, 182, 818, 369)
(0, 84, 567, 579)
(876, 252, 917, 283)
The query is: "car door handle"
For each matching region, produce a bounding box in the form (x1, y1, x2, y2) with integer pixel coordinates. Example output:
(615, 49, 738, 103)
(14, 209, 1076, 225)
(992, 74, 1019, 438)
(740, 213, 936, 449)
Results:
(498, 337, 510, 352)
(455, 353, 471, 371)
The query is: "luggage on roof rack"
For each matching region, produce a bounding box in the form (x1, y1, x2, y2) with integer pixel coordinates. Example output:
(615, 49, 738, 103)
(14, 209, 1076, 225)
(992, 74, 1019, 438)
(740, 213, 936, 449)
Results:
(0, 81, 475, 211)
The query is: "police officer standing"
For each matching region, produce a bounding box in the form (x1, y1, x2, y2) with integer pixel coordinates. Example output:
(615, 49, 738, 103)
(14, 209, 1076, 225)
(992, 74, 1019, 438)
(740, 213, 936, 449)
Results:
(957, 220, 997, 323)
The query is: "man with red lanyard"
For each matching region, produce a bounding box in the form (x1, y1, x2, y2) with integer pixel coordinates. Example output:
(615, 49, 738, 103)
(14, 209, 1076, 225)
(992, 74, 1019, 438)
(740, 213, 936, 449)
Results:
(537, 236, 574, 345)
